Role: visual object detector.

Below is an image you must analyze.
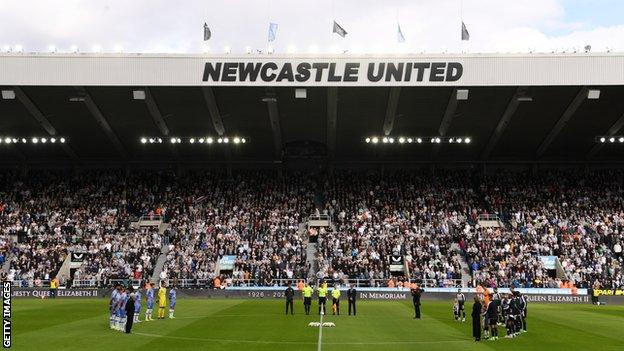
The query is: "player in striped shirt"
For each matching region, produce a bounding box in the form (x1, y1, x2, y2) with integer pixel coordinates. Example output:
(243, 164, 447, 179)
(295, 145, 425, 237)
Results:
(456, 289, 466, 322)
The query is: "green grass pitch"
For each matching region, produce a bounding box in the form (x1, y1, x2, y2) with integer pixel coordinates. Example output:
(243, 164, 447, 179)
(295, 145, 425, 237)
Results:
(11, 298, 624, 350)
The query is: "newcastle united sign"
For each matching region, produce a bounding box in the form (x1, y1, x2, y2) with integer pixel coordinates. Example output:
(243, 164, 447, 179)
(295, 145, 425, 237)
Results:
(202, 61, 463, 84)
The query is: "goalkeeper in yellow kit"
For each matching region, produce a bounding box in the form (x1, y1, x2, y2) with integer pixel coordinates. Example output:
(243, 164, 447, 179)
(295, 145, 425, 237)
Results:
(157, 281, 167, 319)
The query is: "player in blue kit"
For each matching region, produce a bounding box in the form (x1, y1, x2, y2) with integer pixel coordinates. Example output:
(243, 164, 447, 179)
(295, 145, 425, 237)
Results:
(168, 285, 177, 319)
(109, 284, 121, 330)
(145, 282, 155, 321)
(133, 288, 142, 323)
(114, 286, 125, 331)
(118, 287, 128, 332)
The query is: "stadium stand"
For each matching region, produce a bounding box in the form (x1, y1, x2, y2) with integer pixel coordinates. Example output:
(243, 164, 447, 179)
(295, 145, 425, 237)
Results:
(319, 170, 476, 287)
(1, 169, 623, 290)
(463, 170, 624, 289)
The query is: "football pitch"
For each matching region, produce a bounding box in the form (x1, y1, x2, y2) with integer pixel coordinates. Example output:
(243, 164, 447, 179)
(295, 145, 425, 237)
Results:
(11, 298, 624, 351)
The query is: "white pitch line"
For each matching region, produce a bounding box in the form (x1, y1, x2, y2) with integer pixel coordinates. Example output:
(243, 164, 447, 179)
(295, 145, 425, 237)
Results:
(132, 332, 471, 345)
(317, 312, 325, 351)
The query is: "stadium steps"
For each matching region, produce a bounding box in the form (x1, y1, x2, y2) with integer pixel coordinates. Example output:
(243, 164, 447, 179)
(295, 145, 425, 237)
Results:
(150, 243, 170, 284)
(450, 243, 472, 287)
(300, 222, 318, 279)
(306, 242, 318, 280)
(158, 222, 170, 235)
(1, 252, 12, 272)
(55, 253, 73, 282)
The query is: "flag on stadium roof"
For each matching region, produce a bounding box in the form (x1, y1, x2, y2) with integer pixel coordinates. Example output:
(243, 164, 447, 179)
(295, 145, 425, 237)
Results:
(333, 21, 347, 38)
(268, 22, 278, 42)
(461, 21, 470, 41)
(203, 23, 211, 41)
(397, 23, 405, 43)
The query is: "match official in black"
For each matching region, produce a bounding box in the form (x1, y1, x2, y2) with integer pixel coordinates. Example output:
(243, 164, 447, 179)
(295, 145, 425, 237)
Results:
(410, 284, 424, 319)
(285, 283, 295, 315)
(347, 284, 357, 316)
(125, 287, 136, 334)
(471, 295, 482, 341)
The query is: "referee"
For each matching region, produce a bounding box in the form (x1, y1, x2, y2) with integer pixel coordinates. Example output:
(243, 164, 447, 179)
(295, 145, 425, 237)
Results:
(331, 285, 341, 315)
(303, 283, 313, 315)
(317, 282, 328, 315)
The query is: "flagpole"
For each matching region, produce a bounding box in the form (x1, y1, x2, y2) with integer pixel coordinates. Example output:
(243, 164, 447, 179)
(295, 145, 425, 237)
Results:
(460, 0, 464, 54)
(267, 0, 271, 50)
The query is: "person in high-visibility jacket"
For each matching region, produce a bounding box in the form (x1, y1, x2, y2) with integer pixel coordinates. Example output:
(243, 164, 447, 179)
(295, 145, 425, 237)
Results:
(302, 283, 314, 315)
(331, 285, 341, 315)
(317, 283, 328, 315)
(157, 281, 167, 319)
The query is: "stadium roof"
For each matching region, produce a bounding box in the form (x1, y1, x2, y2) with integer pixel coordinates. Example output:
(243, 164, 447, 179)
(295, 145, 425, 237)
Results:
(1, 53, 624, 166)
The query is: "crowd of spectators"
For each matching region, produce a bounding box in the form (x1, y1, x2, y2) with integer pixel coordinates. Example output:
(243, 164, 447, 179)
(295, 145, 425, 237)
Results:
(461, 170, 624, 289)
(1, 169, 623, 290)
(155, 171, 314, 288)
(0, 171, 167, 287)
(318, 171, 478, 287)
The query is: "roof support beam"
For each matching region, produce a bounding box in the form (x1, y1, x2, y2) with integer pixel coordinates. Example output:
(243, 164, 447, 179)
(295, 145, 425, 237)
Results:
(431, 88, 459, 158)
(13, 87, 79, 162)
(481, 87, 525, 160)
(143, 87, 180, 160)
(200, 87, 231, 163)
(264, 88, 283, 160)
(75, 87, 128, 160)
(382, 87, 401, 136)
(144, 88, 170, 136)
(327, 87, 338, 161)
(201, 87, 226, 136)
(438, 88, 459, 136)
(586, 110, 624, 159)
(536, 87, 588, 158)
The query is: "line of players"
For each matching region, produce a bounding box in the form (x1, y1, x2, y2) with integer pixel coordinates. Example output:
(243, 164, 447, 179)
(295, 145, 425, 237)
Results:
(109, 281, 177, 333)
(454, 288, 528, 341)
(286, 282, 357, 316)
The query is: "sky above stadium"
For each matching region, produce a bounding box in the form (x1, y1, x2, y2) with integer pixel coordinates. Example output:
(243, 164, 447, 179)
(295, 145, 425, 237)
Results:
(1, 0, 623, 54)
